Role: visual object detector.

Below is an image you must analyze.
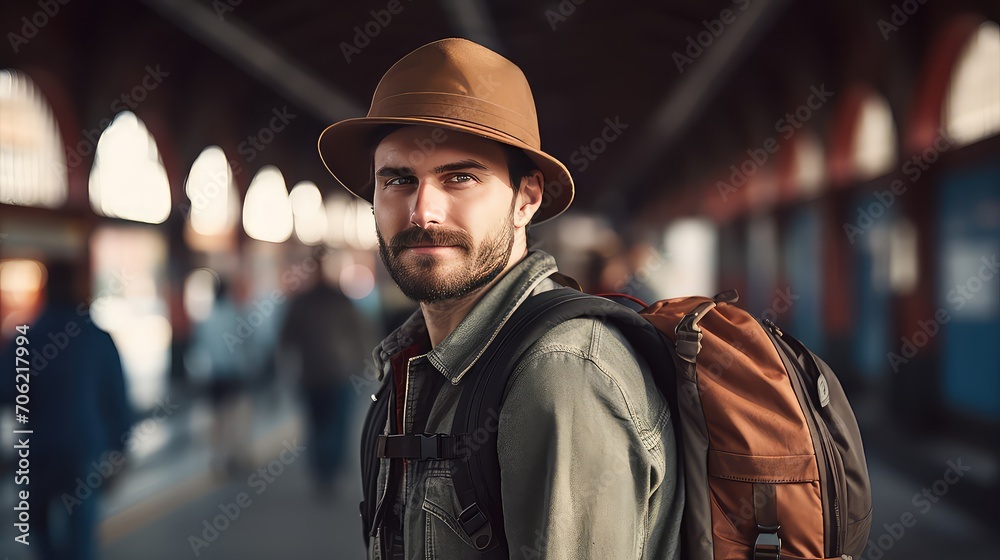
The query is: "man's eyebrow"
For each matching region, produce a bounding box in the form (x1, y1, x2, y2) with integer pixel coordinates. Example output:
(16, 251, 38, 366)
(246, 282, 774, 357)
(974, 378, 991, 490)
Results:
(433, 160, 490, 174)
(375, 165, 414, 177)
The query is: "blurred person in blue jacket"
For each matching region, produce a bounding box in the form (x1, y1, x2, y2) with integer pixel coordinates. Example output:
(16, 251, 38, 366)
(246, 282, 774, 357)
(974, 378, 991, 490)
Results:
(186, 276, 254, 475)
(1, 259, 135, 560)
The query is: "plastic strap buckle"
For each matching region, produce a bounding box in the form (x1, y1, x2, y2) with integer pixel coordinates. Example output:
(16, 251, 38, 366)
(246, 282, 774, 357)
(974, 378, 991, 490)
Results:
(418, 433, 450, 461)
(753, 525, 781, 560)
(458, 504, 492, 550)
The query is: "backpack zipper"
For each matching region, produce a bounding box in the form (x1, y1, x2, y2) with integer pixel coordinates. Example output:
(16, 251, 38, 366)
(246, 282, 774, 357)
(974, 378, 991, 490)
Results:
(767, 325, 845, 556)
(834, 496, 843, 553)
(798, 344, 845, 556)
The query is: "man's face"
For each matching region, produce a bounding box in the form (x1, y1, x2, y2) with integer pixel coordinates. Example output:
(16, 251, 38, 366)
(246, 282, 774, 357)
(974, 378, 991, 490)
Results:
(373, 127, 526, 303)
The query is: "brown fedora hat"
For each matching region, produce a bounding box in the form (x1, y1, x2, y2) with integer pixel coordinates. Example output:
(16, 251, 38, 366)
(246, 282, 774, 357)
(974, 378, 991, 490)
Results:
(317, 38, 574, 224)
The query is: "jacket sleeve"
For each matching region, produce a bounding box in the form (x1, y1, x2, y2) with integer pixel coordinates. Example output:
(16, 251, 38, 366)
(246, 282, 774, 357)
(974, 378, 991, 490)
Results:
(496, 328, 673, 560)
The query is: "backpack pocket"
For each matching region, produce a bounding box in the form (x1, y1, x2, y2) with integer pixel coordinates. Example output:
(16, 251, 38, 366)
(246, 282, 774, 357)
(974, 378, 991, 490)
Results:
(707, 450, 825, 560)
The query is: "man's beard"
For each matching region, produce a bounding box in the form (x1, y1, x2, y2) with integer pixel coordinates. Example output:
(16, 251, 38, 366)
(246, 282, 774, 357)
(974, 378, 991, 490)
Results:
(376, 206, 515, 303)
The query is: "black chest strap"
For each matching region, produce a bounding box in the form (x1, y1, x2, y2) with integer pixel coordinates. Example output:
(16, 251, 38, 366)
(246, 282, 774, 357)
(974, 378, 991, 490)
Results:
(376, 433, 467, 461)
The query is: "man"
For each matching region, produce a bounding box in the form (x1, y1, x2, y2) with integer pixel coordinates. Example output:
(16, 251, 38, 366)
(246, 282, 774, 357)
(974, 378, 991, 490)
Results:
(279, 267, 377, 494)
(1, 260, 134, 560)
(318, 38, 682, 559)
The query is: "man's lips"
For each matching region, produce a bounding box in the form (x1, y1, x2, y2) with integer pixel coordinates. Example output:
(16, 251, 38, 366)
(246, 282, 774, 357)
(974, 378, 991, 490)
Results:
(399, 244, 460, 252)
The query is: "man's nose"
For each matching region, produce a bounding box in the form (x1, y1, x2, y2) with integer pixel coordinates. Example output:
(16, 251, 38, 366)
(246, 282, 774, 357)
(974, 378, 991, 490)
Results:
(409, 181, 447, 228)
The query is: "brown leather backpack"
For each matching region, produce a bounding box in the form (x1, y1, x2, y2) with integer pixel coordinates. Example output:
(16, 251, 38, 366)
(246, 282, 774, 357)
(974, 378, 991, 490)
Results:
(363, 287, 873, 559)
(645, 289, 872, 559)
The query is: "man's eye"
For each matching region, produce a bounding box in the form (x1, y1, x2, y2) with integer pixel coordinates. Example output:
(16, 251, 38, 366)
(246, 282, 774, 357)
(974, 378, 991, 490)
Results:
(384, 177, 414, 187)
(446, 173, 476, 184)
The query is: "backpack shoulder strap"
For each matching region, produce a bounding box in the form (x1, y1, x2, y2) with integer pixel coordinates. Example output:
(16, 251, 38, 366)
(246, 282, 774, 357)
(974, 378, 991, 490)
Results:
(449, 287, 673, 554)
(359, 372, 393, 543)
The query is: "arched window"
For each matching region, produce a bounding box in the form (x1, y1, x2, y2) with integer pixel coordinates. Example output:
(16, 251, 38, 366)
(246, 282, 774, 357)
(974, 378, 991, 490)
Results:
(852, 93, 897, 180)
(790, 132, 825, 197)
(0, 69, 67, 208)
(944, 21, 1000, 145)
(656, 218, 717, 299)
(185, 146, 238, 238)
(89, 111, 171, 223)
(289, 181, 327, 245)
(829, 86, 898, 184)
(242, 165, 292, 243)
(324, 194, 376, 250)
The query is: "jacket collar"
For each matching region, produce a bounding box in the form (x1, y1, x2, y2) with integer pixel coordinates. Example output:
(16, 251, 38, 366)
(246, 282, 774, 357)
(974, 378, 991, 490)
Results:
(374, 250, 558, 384)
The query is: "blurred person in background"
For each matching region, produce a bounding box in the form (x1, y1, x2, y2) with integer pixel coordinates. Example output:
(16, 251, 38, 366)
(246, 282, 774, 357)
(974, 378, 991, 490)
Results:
(1, 259, 134, 560)
(186, 276, 253, 475)
(279, 266, 376, 495)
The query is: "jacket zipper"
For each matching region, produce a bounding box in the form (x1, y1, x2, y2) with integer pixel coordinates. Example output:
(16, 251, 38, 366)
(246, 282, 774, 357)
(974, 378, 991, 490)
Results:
(399, 354, 424, 532)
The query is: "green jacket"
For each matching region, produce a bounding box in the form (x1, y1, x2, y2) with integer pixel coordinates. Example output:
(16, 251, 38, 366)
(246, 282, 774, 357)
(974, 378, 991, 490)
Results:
(367, 251, 683, 559)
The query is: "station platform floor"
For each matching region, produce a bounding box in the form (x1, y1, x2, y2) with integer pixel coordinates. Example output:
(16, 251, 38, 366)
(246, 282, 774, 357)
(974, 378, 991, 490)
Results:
(0, 383, 995, 559)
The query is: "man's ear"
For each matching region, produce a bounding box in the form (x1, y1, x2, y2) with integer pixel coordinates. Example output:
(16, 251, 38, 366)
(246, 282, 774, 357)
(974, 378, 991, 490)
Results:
(514, 170, 544, 228)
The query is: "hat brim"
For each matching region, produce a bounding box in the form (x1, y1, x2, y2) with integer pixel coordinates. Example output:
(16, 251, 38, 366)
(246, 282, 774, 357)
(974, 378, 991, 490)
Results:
(317, 116, 574, 224)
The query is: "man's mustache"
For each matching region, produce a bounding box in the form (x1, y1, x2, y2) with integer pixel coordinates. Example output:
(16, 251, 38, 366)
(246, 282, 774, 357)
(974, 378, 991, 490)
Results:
(389, 226, 473, 252)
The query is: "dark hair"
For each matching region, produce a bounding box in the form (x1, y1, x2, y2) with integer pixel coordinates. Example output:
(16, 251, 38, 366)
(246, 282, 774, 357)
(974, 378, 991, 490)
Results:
(501, 144, 540, 193)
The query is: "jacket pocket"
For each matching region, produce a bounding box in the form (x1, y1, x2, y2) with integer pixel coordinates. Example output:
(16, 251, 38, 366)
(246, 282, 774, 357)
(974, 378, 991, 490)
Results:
(422, 471, 480, 558)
